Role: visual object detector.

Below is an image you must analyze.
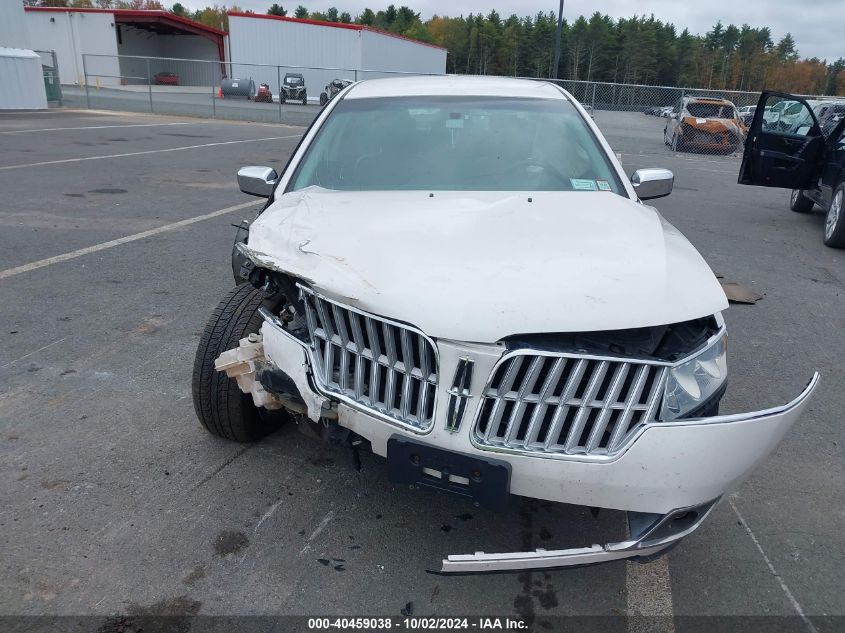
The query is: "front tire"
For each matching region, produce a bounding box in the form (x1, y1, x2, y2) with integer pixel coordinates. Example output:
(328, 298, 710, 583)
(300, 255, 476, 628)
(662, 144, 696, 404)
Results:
(823, 185, 845, 248)
(192, 285, 283, 442)
(302, 93, 308, 105)
(671, 131, 683, 152)
(790, 189, 814, 213)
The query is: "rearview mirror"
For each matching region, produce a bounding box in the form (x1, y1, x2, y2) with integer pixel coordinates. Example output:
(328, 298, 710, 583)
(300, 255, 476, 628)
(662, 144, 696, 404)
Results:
(237, 166, 278, 198)
(631, 168, 674, 200)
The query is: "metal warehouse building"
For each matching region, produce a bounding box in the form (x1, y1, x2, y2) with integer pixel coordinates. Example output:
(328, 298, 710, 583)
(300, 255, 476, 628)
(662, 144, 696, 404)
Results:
(24, 7, 226, 86)
(227, 13, 446, 101)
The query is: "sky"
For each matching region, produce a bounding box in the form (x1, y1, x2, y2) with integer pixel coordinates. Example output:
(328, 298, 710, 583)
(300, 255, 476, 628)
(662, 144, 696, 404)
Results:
(185, 0, 843, 62)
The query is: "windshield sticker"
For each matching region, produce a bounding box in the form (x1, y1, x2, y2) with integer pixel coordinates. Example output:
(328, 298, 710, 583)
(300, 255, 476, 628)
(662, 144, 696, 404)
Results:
(571, 179, 598, 191)
(596, 180, 612, 191)
(446, 113, 464, 129)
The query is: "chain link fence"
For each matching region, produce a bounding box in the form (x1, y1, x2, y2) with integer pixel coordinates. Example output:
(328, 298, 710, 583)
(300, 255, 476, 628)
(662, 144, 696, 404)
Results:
(72, 54, 439, 127)
(68, 53, 845, 158)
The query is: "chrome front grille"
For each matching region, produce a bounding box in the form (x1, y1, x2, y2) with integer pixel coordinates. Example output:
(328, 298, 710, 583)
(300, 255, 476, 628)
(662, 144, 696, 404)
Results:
(473, 353, 668, 458)
(299, 286, 438, 431)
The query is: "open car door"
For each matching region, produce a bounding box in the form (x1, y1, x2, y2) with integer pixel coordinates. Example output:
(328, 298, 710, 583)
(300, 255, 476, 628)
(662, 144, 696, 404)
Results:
(738, 92, 825, 190)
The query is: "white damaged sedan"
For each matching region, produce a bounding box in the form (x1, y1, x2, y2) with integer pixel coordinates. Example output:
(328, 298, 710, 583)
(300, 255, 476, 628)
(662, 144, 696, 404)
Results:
(192, 76, 818, 572)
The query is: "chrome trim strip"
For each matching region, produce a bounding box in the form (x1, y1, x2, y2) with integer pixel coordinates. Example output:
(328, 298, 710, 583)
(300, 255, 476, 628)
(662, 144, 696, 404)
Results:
(440, 500, 719, 573)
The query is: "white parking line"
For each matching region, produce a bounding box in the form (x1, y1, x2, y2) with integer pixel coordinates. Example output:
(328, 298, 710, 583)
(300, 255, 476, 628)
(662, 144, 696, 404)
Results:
(298, 510, 335, 556)
(0, 122, 194, 134)
(0, 135, 301, 171)
(626, 558, 676, 633)
(729, 498, 819, 633)
(0, 200, 261, 281)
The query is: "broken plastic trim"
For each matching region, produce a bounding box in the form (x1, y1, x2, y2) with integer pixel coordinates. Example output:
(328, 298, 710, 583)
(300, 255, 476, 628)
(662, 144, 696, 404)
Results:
(439, 499, 719, 573)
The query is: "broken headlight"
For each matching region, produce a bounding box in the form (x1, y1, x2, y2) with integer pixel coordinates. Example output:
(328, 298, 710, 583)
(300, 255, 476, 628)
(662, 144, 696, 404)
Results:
(661, 331, 727, 420)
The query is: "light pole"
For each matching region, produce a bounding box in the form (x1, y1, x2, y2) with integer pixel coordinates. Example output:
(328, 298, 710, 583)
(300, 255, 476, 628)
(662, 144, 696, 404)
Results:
(552, 0, 564, 79)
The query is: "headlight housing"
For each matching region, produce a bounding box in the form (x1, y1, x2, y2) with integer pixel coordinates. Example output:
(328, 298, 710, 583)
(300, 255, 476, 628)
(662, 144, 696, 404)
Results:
(661, 331, 728, 420)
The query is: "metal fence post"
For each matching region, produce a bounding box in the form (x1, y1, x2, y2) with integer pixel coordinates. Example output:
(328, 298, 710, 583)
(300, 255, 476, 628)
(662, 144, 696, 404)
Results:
(82, 54, 90, 109)
(146, 58, 153, 113)
(591, 83, 596, 111)
(277, 65, 282, 123)
(211, 61, 216, 118)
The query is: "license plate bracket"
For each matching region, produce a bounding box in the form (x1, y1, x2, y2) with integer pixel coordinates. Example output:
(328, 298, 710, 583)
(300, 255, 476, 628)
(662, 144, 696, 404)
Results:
(387, 437, 511, 511)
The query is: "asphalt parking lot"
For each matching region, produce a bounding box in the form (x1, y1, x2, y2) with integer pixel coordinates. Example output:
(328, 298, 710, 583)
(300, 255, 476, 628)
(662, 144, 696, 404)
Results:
(0, 107, 843, 632)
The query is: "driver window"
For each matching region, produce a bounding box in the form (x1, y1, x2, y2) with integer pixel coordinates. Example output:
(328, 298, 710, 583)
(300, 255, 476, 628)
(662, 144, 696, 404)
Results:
(761, 95, 815, 137)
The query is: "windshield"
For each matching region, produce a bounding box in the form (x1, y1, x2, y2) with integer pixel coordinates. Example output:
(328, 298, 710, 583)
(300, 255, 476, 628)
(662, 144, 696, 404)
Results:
(285, 76, 302, 85)
(686, 103, 736, 119)
(290, 96, 623, 193)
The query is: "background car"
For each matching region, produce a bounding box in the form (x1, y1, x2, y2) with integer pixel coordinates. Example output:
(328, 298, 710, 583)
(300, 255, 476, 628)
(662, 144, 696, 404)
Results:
(280, 73, 307, 105)
(319, 78, 352, 106)
(738, 105, 756, 125)
(153, 72, 178, 86)
(814, 101, 845, 134)
(254, 83, 273, 103)
(739, 91, 845, 247)
(664, 96, 745, 153)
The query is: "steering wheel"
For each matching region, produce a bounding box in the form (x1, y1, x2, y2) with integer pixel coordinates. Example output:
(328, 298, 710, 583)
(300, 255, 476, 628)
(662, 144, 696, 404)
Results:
(504, 158, 570, 186)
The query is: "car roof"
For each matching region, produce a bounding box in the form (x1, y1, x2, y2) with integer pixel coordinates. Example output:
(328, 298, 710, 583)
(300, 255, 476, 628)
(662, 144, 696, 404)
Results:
(685, 96, 734, 105)
(345, 75, 568, 100)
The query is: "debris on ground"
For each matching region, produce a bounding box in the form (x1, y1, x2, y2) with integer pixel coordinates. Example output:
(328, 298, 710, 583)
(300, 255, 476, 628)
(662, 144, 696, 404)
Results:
(720, 280, 764, 304)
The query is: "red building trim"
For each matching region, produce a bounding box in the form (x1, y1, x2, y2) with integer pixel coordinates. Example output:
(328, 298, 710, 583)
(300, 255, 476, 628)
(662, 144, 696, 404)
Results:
(24, 7, 227, 63)
(24, 7, 227, 36)
(227, 12, 446, 51)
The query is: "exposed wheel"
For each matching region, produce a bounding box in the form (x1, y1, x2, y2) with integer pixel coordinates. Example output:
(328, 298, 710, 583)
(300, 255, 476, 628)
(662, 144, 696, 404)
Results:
(280, 93, 286, 104)
(671, 131, 683, 152)
(789, 189, 814, 213)
(192, 284, 284, 442)
(823, 184, 845, 248)
(302, 93, 308, 105)
(320, 92, 328, 106)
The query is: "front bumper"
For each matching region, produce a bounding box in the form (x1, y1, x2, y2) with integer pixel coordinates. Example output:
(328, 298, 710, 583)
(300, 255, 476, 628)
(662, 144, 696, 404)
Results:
(258, 315, 817, 512)
(228, 310, 818, 571)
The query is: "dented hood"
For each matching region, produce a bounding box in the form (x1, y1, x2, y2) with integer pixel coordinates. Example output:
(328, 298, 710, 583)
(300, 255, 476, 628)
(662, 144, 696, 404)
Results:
(245, 189, 728, 342)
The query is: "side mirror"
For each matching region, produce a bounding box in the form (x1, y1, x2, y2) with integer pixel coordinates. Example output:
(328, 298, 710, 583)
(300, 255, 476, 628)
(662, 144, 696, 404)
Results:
(237, 166, 278, 198)
(631, 168, 674, 200)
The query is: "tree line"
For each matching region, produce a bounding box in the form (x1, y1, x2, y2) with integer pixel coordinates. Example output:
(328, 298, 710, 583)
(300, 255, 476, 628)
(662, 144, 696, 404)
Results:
(27, 1, 845, 95)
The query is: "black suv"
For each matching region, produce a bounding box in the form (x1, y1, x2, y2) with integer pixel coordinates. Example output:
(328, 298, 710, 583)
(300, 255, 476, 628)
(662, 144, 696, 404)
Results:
(280, 73, 307, 105)
(739, 91, 845, 247)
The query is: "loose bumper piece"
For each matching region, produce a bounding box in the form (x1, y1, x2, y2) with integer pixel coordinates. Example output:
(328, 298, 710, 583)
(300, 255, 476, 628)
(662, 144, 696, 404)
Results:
(440, 500, 718, 573)
(214, 334, 283, 410)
